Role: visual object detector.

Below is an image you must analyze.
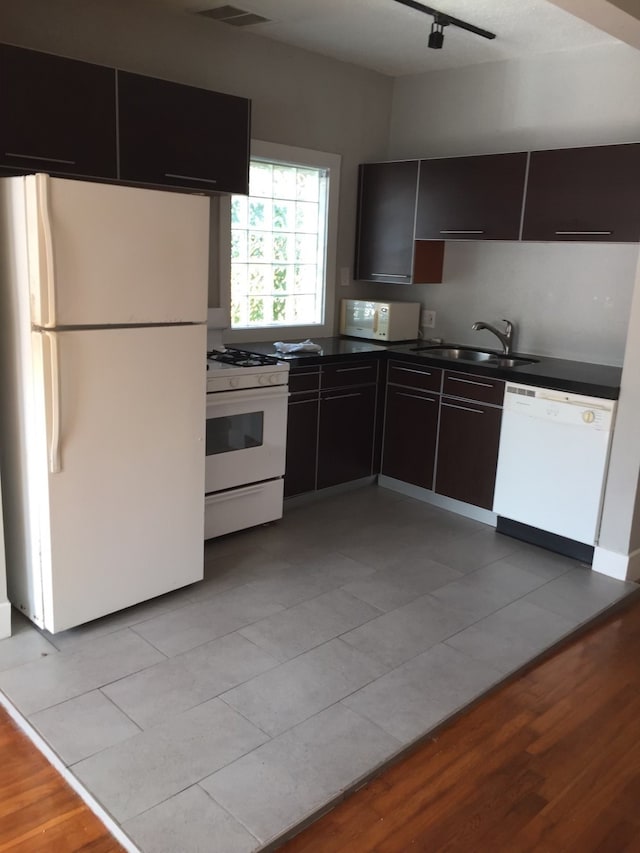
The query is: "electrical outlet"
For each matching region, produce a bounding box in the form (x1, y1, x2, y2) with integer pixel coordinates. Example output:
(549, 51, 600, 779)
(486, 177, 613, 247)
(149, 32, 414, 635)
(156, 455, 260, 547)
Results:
(340, 267, 350, 287)
(421, 309, 436, 328)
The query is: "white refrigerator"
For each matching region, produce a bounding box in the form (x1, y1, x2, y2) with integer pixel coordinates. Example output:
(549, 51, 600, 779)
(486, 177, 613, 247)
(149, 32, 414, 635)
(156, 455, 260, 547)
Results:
(0, 174, 209, 633)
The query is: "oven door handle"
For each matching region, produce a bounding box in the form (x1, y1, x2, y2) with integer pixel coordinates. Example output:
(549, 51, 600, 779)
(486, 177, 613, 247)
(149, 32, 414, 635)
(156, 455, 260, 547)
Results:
(206, 386, 289, 408)
(205, 483, 268, 503)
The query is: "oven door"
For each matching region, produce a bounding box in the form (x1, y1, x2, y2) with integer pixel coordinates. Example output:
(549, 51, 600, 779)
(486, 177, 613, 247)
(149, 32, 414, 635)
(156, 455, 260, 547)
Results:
(205, 385, 288, 493)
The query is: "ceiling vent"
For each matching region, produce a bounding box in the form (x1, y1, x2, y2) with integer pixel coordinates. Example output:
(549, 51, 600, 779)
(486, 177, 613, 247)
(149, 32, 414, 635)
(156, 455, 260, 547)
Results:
(196, 5, 271, 27)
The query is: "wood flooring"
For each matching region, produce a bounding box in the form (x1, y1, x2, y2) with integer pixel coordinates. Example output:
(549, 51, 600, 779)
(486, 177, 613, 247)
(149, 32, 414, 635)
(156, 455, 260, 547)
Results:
(0, 710, 123, 853)
(1, 594, 639, 852)
(280, 594, 640, 853)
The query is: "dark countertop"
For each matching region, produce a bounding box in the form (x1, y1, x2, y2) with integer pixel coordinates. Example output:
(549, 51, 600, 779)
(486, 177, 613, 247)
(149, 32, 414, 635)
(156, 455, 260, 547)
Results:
(229, 337, 390, 367)
(229, 337, 622, 399)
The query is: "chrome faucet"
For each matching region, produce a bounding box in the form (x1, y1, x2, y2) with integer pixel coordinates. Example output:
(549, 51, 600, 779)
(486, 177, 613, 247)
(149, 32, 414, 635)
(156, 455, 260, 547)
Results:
(472, 319, 514, 355)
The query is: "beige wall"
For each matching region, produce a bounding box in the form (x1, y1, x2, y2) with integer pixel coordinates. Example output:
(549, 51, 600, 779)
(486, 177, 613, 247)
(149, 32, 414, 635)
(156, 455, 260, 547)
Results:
(0, 0, 394, 327)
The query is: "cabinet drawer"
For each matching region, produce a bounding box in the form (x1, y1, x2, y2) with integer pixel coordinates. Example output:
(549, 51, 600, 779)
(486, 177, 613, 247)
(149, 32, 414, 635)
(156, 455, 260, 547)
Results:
(388, 360, 441, 392)
(443, 370, 504, 405)
(321, 360, 378, 389)
(289, 369, 321, 394)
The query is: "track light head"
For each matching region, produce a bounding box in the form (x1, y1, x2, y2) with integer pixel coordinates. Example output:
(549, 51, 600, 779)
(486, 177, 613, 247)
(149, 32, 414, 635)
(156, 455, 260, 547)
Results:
(428, 14, 448, 49)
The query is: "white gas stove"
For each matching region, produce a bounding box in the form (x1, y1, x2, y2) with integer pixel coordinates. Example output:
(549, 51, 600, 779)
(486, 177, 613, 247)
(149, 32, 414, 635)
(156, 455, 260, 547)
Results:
(204, 345, 290, 541)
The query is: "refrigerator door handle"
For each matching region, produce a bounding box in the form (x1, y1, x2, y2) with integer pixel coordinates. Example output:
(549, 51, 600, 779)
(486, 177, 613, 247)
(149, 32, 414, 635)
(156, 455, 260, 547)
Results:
(35, 173, 57, 328)
(43, 331, 62, 474)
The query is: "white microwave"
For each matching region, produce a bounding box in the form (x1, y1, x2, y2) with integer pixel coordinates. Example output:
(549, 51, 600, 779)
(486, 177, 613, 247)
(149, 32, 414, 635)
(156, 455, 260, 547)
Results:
(340, 299, 420, 342)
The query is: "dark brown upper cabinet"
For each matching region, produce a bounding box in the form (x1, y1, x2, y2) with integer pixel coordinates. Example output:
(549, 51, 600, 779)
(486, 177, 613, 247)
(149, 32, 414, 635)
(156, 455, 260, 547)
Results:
(415, 152, 528, 240)
(0, 44, 117, 179)
(355, 161, 444, 284)
(117, 71, 251, 195)
(521, 143, 640, 242)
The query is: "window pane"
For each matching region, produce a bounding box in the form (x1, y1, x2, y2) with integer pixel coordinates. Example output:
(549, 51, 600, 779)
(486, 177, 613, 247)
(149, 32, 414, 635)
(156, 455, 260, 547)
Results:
(250, 162, 272, 198)
(231, 196, 248, 228)
(273, 165, 297, 200)
(231, 158, 328, 330)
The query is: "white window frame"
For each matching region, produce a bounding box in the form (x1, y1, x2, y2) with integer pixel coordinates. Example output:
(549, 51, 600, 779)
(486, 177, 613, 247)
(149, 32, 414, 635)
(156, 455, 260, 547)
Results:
(221, 140, 341, 344)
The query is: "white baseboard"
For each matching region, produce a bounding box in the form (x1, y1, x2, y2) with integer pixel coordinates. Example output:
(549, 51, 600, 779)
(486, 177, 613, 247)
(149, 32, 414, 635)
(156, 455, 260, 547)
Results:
(592, 546, 640, 582)
(377, 476, 497, 527)
(0, 599, 11, 640)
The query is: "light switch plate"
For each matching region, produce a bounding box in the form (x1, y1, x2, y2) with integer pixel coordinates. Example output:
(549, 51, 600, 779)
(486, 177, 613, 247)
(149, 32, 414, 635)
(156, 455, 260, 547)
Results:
(340, 267, 350, 287)
(421, 309, 436, 328)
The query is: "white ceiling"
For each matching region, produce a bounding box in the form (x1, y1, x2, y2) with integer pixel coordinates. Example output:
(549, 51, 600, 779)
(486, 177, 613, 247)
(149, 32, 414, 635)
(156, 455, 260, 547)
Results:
(149, 0, 622, 76)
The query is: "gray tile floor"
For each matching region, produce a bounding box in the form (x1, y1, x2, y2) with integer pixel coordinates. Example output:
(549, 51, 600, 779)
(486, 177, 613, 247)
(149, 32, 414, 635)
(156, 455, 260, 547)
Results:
(0, 485, 637, 852)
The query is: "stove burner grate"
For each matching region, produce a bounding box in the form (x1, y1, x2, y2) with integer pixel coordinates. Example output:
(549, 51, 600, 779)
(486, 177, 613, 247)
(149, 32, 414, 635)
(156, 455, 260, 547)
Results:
(207, 349, 280, 368)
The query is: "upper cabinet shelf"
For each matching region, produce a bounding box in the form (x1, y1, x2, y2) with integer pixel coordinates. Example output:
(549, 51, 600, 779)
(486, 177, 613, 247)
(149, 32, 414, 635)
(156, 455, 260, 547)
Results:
(117, 71, 251, 195)
(521, 143, 640, 242)
(354, 160, 444, 285)
(0, 44, 251, 196)
(415, 152, 528, 241)
(0, 44, 117, 180)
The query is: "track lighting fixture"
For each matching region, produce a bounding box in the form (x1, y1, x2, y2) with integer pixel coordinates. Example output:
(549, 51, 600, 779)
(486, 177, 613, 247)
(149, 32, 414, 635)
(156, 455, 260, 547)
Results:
(428, 16, 446, 49)
(391, 0, 496, 50)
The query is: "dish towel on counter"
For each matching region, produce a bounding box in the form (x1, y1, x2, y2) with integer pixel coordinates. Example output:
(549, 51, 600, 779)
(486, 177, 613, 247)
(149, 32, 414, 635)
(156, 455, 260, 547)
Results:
(274, 339, 323, 353)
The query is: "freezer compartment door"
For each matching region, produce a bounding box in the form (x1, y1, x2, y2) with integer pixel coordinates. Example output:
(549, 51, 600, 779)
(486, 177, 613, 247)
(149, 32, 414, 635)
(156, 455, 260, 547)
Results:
(36, 324, 206, 632)
(25, 173, 209, 327)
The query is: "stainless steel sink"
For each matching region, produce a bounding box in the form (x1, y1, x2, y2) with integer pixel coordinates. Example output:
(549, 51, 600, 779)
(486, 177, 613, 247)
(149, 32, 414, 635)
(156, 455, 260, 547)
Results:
(411, 346, 538, 368)
(416, 347, 495, 361)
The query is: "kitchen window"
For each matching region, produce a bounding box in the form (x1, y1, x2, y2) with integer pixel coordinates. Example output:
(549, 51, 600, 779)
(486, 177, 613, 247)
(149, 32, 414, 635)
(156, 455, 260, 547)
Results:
(228, 141, 340, 339)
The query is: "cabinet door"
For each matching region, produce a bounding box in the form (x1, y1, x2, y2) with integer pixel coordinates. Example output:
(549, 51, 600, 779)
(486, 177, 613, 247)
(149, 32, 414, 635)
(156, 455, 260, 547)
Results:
(117, 71, 250, 194)
(0, 44, 116, 179)
(522, 144, 640, 242)
(318, 385, 377, 489)
(355, 161, 418, 283)
(382, 385, 439, 489)
(415, 153, 528, 240)
(285, 394, 319, 497)
(435, 397, 502, 509)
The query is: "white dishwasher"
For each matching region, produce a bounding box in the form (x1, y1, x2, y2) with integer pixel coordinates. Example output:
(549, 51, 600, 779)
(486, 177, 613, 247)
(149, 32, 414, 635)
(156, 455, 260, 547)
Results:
(493, 383, 616, 546)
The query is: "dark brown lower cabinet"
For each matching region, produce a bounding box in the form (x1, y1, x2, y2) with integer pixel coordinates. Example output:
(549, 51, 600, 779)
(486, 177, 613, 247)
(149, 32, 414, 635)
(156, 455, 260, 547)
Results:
(284, 394, 319, 498)
(435, 396, 502, 509)
(381, 385, 439, 489)
(317, 384, 377, 489)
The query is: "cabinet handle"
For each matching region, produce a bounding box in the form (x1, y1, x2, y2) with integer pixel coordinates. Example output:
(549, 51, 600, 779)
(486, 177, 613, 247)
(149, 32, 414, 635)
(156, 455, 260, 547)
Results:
(439, 230, 485, 234)
(368, 273, 411, 279)
(6, 152, 76, 165)
(393, 366, 433, 376)
(324, 392, 363, 401)
(397, 392, 437, 402)
(447, 376, 495, 389)
(554, 230, 613, 235)
(288, 398, 317, 406)
(336, 366, 373, 373)
(164, 172, 218, 185)
(442, 401, 485, 415)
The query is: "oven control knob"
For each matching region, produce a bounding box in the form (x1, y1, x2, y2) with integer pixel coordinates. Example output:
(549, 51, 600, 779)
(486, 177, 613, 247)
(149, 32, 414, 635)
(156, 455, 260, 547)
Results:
(230, 377, 240, 388)
(582, 410, 595, 424)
